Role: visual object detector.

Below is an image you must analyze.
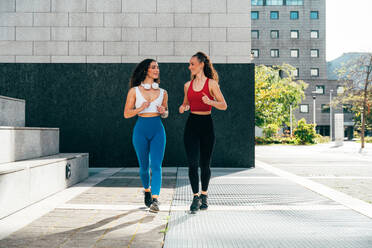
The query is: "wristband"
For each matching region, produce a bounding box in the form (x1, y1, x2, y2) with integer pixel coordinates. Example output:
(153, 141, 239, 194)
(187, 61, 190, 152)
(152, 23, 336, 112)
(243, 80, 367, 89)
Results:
(161, 110, 169, 118)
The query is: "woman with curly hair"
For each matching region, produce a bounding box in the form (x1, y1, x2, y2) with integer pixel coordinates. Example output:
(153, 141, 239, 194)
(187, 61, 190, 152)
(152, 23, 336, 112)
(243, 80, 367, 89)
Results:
(124, 59, 168, 213)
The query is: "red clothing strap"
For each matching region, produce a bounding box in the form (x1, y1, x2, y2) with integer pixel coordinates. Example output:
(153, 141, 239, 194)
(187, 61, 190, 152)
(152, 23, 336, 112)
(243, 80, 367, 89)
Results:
(187, 78, 213, 112)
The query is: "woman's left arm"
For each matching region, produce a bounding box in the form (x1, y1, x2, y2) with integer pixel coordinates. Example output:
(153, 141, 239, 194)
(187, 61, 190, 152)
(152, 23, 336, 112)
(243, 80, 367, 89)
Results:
(202, 80, 227, 111)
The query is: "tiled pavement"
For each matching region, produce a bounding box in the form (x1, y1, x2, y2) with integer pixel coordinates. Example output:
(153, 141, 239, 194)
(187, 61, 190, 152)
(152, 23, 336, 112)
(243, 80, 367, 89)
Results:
(0, 168, 177, 248)
(1, 143, 372, 248)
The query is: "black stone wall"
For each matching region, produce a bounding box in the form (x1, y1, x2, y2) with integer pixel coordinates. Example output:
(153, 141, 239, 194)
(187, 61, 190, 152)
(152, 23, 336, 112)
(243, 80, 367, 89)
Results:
(0, 63, 254, 167)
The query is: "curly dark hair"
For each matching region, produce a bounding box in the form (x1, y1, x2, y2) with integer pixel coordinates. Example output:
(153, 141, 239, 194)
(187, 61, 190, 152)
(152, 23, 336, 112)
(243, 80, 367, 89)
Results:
(129, 59, 160, 88)
(191, 51, 219, 82)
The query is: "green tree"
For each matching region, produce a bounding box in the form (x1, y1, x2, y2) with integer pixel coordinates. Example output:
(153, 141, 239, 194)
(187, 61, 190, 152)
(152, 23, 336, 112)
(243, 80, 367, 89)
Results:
(263, 123, 279, 138)
(333, 53, 372, 150)
(255, 64, 308, 128)
(294, 118, 317, 144)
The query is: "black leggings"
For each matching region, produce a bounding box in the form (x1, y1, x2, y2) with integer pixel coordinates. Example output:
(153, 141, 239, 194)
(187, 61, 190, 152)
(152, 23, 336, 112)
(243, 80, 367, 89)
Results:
(184, 113, 215, 194)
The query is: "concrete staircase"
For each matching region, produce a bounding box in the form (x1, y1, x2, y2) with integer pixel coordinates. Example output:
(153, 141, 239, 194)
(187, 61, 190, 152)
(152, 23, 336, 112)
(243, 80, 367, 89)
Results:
(0, 95, 89, 219)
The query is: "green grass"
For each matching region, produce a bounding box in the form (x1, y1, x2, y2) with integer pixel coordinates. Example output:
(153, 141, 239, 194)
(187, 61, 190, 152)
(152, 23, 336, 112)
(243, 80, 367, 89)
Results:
(355, 137, 372, 143)
(159, 215, 171, 234)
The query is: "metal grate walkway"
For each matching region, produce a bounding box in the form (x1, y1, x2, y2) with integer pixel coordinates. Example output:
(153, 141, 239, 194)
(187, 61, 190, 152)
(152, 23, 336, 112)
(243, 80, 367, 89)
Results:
(163, 167, 372, 248)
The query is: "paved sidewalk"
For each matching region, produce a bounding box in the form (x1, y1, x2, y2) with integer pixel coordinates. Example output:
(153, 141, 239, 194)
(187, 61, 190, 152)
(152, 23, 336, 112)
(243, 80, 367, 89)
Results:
(1, 146, 372, 248)
(0, 168, 177, 248)
(256, 141, 372, 204)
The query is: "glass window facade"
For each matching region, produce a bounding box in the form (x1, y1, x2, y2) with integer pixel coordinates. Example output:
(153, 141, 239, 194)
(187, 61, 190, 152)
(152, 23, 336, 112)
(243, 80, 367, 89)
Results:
(271, 49, 279, 58)
(300, 104, 309, 113)
(252, 0, 303, 6)
(311, 49, 319, 58)
(321, 104, 330, 113)
(293, 68, 299, 77)
(286, 0, 303, 5)
(270, 11, 279, 19)
(252, 30, 259, 39)
(291, 30, 299, 39)
(311, 68, 319, 77)
(311, 30, 319, 39)
(251, 49, 259, 58)
(251, 0, 264, 5)
(291, 49, 299, 58)
(251, 11, 259, 20)
(266, 0, 283, 5)
(315, 85, 324, 94)
(271, 30, 279, 39)
(290, 11, 299, 20)
(310, 11, 319, 19)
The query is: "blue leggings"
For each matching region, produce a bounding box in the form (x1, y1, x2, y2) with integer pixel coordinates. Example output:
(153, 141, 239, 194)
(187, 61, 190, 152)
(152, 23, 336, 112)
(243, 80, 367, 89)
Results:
(132, 116, 166, 196)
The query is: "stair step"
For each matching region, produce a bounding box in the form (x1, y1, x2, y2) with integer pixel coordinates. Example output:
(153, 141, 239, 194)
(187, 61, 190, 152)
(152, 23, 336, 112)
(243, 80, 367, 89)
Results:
(0, 95, 25, 127)
(0, 126, 59, 164)
(0, 153, 89, 219)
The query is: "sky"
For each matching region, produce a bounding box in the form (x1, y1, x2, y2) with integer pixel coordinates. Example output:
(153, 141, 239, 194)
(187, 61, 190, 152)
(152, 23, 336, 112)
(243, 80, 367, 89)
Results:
(326, 0, 372, 61)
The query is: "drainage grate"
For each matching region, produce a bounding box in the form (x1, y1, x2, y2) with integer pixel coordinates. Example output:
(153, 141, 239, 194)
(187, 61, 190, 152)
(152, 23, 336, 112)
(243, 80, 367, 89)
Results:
(177, 167, 278, 178)
(164, 167, 372, 247)
(172, 178, 338, 206)
(164, 210, 372, 248)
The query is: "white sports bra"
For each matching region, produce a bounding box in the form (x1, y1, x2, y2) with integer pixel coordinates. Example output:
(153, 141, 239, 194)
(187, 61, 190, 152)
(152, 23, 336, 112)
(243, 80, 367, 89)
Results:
(135, 86, 164, 114)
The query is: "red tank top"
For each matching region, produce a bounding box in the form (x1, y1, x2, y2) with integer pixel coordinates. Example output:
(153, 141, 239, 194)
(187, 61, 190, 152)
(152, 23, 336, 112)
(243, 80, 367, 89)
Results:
(187, 78, 213, 112)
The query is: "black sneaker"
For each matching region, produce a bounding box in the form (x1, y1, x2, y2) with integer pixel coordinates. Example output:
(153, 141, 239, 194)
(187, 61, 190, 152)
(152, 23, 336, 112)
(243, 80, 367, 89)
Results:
(190, 195, 201, 212)
(149, 198, 159, 213)
(200, 194, 208, 210)
(144, 191, 152, 208)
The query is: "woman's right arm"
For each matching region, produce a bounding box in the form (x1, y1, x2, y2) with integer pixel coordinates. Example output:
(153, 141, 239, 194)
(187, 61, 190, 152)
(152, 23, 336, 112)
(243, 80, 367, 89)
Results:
(124, 88, 147, 119)
(179, 82, 190, 114)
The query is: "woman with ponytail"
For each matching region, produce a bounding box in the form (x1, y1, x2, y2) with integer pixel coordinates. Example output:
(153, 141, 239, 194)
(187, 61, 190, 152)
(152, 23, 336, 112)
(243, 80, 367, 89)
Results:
(124, 59, 168, 213)
(179, 52, 227, 212)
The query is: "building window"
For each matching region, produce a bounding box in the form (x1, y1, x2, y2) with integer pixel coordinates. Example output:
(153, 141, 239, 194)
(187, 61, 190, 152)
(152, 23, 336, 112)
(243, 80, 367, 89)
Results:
(290, 11, 299, 20)
(293, 68, 299, 77)
(286, 0, 303, 5)
(271, 49, 279, 58)
(291, 30, 299, 39)
(311, 49, 319, 58)
(310, 11, 319, 19)
(267, 0, 283, 5)
(270, 11, 279, 20)
(321, 104, 330, 113)
(291, 49, 299, 58)
(251, 49, 259, 58)
(251, 0, 264, 5)
(300, 104, 309, 113)
(271, 30, 279, 39)
(311, 30, 319, 39)
(343, 104, 352, 113)
(252, 30, 259, 39)
(315, 85, 324, 94)
(253, 0, 300, 5)
(337, 86, 344, 94)
(251, 11, 259, 20)
(311, 68, 319, 77)
(253, 0, 303, 6)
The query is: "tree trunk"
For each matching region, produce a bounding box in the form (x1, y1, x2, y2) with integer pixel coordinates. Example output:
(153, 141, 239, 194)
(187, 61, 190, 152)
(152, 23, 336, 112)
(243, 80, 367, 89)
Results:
(361, 56, 372, 149)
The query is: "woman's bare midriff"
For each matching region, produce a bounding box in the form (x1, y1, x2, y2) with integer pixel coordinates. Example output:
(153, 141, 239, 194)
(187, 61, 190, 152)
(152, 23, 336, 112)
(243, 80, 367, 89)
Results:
(191, 111, 211, 115)
(138, 113, 161, 117)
